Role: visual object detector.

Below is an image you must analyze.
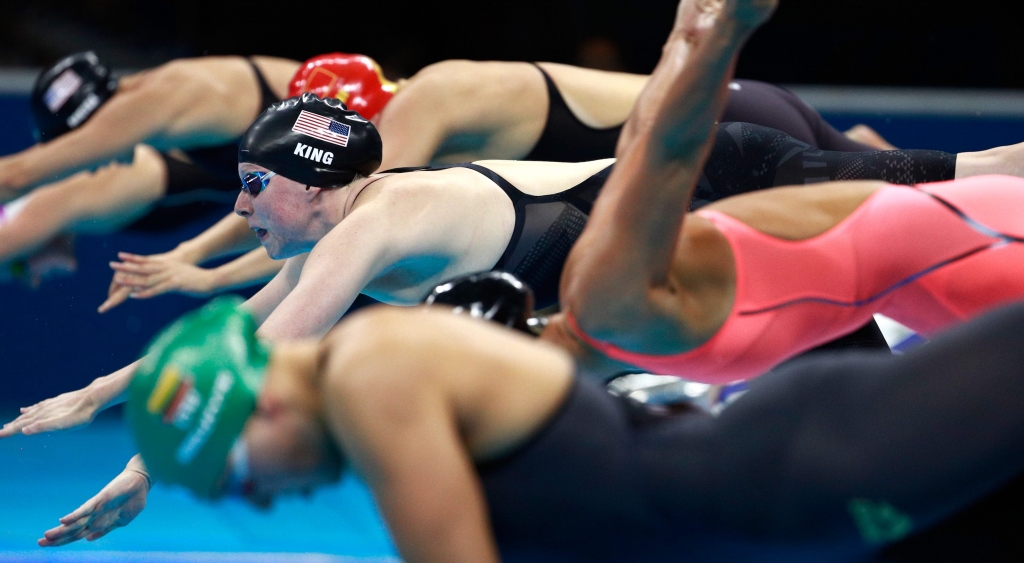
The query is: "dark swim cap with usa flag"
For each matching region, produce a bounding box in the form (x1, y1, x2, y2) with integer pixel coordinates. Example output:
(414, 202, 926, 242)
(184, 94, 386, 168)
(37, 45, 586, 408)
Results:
(238, 92, 382, 187)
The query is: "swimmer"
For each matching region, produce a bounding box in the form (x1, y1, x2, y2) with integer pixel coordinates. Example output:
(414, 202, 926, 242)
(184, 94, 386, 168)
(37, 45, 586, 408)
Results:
(539, 0, 1024, 382)
(100, 0, 896, 309)
(12, 0, 1024, 540)
(103, 295, 1024, 559)
(0, 52, 296, 283)
(11, 0, 1024, 451)
(0, 52, 298, 202)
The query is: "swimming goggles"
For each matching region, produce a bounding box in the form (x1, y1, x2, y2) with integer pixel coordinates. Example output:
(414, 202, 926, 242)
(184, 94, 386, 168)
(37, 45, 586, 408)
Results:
(240, 171, 278, 197)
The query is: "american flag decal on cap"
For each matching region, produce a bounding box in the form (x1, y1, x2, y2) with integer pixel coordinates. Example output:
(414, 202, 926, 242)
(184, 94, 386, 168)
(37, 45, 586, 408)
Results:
(44, 69, 83, 113)
(292, 110, 351, 148)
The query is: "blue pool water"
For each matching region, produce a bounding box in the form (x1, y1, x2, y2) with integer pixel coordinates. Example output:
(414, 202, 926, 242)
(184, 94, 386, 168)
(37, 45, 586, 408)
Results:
(0, 410, 398, 561)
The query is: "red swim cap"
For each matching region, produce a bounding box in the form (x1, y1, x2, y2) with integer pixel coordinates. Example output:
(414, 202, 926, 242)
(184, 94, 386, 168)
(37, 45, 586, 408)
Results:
(288, 53, 397, 120)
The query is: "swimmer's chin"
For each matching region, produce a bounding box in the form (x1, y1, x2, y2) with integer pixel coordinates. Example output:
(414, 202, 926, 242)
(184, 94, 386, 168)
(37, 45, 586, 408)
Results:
(262, 243, 306, 261)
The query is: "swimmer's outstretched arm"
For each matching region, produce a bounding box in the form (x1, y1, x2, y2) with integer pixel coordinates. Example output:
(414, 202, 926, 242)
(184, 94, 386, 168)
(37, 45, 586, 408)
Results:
(101, 247, 283, 312)
(1, 253, 303, 440)
(615, 0, 724, 155)
(0, 145, 166, 272)
(0, 65, 250, 200)
(37, 454, 150, 547)
(561, 0, 775, 339)
(0, 358, 141, 438)
(101, 214, 269, 312)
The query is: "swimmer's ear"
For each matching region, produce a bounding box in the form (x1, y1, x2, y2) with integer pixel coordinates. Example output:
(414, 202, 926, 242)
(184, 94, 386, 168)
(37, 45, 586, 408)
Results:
(305, 185, 324, 199)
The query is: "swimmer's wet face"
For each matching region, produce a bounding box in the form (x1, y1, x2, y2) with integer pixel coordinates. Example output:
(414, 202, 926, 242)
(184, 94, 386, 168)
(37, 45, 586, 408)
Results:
(235, 164, 321, 259)
(229, 347, 344, 508)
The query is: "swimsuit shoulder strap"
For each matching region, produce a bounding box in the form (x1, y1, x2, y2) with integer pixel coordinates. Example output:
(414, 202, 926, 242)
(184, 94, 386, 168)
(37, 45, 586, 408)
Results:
(342, 175, 388, 218)
(343, 163, 526, 219)
(381, 163, 527, 203)
(246, 58, 281, 111)
(523, 64, 623, 162)
(529, 62, 569, 114)
(457, 163, 527, 204)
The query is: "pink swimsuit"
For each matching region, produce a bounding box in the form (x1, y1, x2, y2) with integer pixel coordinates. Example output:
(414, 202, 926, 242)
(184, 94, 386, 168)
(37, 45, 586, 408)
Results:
(570, 175, 1024, 384)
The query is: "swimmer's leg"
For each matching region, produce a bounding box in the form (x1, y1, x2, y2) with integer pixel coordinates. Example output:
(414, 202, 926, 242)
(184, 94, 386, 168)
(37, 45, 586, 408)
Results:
(723, 80, 874, 151)
(954, 140, 1024, 179)
(695, 122, 957, 205)
(844, 124, 898, 150)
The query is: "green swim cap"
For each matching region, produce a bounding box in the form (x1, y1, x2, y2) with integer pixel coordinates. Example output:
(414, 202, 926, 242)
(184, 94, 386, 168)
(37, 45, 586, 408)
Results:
(126, 297, 270, 499)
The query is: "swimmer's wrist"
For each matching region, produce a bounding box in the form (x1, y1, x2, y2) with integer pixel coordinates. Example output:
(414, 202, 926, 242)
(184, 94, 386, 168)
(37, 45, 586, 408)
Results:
(126, 455, 152, 491)
(89, 369, 134, 409)
(199, 265, 227, 293)
(172, 241, 206, 265)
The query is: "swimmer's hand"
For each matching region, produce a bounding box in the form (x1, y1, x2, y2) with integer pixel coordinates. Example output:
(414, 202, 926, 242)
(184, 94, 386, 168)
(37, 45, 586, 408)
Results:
(100, 251, 215, 313)
(0, 370, 127, 438)
(674, 0, 725, 43)
(38, 455, 150, 546)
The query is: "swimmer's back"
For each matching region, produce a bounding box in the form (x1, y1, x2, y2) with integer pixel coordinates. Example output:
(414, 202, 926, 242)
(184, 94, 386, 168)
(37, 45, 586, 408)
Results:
(117, 56, 298, 149)
(700, 180, 887, 241)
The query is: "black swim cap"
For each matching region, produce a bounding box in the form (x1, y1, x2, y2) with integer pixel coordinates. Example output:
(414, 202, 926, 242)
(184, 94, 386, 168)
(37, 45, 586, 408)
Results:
(30, 52, 117, 142)
(424, 271, 537, 334)
(239, 93, 382, 188)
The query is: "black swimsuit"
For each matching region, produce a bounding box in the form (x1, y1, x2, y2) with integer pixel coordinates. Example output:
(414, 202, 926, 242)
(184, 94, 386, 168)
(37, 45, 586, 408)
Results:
(479, 302, 1024, 562)
(521, 64, 873, 164)
(380, 163, 610, 309)
(125, 59, 280, 231)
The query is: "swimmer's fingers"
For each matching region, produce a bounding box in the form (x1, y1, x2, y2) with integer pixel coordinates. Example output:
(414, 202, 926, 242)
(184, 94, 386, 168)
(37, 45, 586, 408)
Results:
(110, 271, 166, 292)
(19, 408, 95, 435)
(42, 468, 148, 547)
(40, 511, 94, 547)
(116, 252, 152, 263)
(2, 392, 98, 436)
(128, 279, 182, 300)
(0, 402, 51, 437)
(39, 523, 92, 547)
(0, 416, 28, 438)
(99, 285, 133, 313)
(109, 260, 163, 275)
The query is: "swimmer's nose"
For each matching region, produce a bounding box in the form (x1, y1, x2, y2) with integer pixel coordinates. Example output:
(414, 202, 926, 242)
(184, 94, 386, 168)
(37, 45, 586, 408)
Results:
(235, 191, 253, 217)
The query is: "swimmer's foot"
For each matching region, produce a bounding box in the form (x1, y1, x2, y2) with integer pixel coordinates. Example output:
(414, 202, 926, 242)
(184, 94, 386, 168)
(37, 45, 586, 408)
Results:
(844, 124, 897, 150)
(955, 139, 1024, 179)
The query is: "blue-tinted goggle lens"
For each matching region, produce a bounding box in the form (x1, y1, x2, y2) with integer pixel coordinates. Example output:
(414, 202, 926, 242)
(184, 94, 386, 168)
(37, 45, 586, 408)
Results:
(240, 171, 277, 196)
